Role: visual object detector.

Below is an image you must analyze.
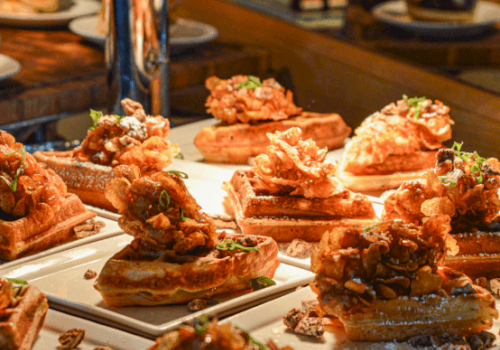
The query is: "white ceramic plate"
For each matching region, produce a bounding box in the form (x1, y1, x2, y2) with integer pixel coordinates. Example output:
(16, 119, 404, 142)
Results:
(0, 0, 101, 27)
(225, 285, 500, 349)
(0, 216, 121, 271)
(0, 54, 21, 81)
(1, 234, 314, 338)
(69, 15, 219, 54)
(372, 0, 500, 37)
(34, 309, 154, 349)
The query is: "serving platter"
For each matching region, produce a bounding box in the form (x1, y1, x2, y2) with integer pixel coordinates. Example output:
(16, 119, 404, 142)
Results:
(0, 54, 21, 82)
(0, 0, 101, 27)
(225, 285, 500, 349)
(0, 216, 121, 270)
(34, 309, 154, 350)
(0, 234, 314, 338)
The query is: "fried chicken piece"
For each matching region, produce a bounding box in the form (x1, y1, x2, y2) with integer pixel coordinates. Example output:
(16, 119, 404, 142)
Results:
(251, 127, 341, 199)
(205, 75, 302, 125)
(73, 99, 179, 174)
(0, 131, 67, 219)
(106, 166, 217, 254)
(343, 97, 454, 174)
(383, 145, 500, 233)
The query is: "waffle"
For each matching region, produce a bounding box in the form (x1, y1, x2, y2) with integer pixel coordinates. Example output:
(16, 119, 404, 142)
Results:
(0, 193, 96, 260)
(311, 217, 498, 342)
(94, 232, 280, 307)
(224, 170, 377, 241)
(32, 151, 119, 213)
(0, 284, 49, 350)
(194, 113, 351, 164)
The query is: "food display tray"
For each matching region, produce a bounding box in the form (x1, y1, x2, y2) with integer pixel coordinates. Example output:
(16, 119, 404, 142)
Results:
(34, 309, 154, 350)
(0, 216, 122, 270)
(0, 234, 314, 338)
(224, 286, 500, 350)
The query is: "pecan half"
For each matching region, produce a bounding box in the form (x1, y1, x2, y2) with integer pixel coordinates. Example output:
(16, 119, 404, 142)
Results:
(58, 328, 85, 349)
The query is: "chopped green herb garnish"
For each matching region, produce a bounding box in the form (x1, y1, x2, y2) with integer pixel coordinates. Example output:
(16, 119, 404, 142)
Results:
(89, 109, 124, 130)
(168, 170, 189, 179)
(159, 189, 170, 210)
(193, 314, 209, 335)
(0, 146, 26, 192)
(362, 225, 378, 233)
(451, 142, 487, 184)
(438, 176, 457, 187)
(175, 153, 184, 160)
(235, 326, 270, 350)
(216, 239, 259, 252)
(249, 276, 276, 291)
(237, 75, 263, 90)
(6, 278, 27, 285)
(179, 206, 191, 222)
(471, 164, 483, 184)
(403, 94, 426, 119)
(13, 286, 23, 298)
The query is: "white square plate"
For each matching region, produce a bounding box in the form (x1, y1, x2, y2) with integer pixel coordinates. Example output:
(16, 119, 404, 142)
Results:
(224, 286, 500, 350)
(34, 309, 154, 349)
(0, 234, 314, 338)
(0, 216, 122, 271)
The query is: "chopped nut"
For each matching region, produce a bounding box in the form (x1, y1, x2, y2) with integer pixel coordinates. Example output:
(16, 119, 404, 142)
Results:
(84, 269, 98, 279)
(475, 277, 489, 290)
(94, 347, 114, 350)
(187, 299, 208, 312)
(286, 239, 314, 259)
(294, 317, 324, 338)
(490, 279, 500, 297)
(73, 219, 105, 239)
(344, 280, 366, 295)
(58, 328, 85, 350)
(283, 308, 303, 330)
(301, 299, 319, 317)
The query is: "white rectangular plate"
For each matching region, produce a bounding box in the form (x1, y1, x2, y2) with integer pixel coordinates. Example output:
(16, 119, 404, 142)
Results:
(1, 234, 314, 338)
(35, 309, 154, 350)
(224, 286, 500, 350)
(0, 216, 122, 271)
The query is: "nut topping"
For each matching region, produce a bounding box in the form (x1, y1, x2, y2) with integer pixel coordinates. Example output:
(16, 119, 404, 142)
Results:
(84, 269, 98, 279)
(58, 328, 85, 350)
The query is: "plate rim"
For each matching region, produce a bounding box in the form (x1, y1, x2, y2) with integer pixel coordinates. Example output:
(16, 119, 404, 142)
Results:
(0, 54, 21, 82)
(372, 0, 500, 31)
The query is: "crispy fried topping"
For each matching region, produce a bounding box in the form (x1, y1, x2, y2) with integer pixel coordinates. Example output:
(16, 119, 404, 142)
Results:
(343, 97, 453, 173)
(311, 216, 464, 316)
(73, 99, 179, 174)
(0, 131, 68, 220)
(383, 146, 500, 233)
(154, 317, 294, 350)
(84, 269, 98, 279)
(105, 165, 217, 254)
(250, 127, 341, 199)
(286, 239, 315, 259)
(283, 299, 324, 338)
(73, 219, 105, 239)
(205, 75, 302, 124)
(58, 328, 85, 350)
(408, 331, 496, 350)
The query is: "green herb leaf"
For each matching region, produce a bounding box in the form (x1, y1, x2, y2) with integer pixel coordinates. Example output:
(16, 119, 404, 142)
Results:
(168, 170, 189, 179)
(193, 314, 209, 335)
(473, 151, 487, 166)
(216, 239, 259, 252)
(6, 278, 28, 285)
(179, 206, 191, 222)
(235, 326, 270, 350)
(438, 176, 457, 187)
(362, 225, 378, 233)
(175, 153, 184, 160)
(159, 189, 170, 210)
(13, 286, 23, 298)
(89, 109, 103, 130)
(403, 95, 426, 119)
(237, 75, 263, 90)
(471, 164, 483, 184)
(0, 146, 26, 192)
(249, 276, 276, 291)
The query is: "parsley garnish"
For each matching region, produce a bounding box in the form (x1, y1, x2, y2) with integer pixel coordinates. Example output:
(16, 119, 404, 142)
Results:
(159, 189, 170, 210)
(193, 314, 209, 335)
(168, 170, 189, 179)
(89, 109, 124, 130)
(179, 206, 191, 222)
(216, 239, 259, 252)
(0, 146, 26, 192)
(403, 94, 426, 119)
(237, 75, 263, 90)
